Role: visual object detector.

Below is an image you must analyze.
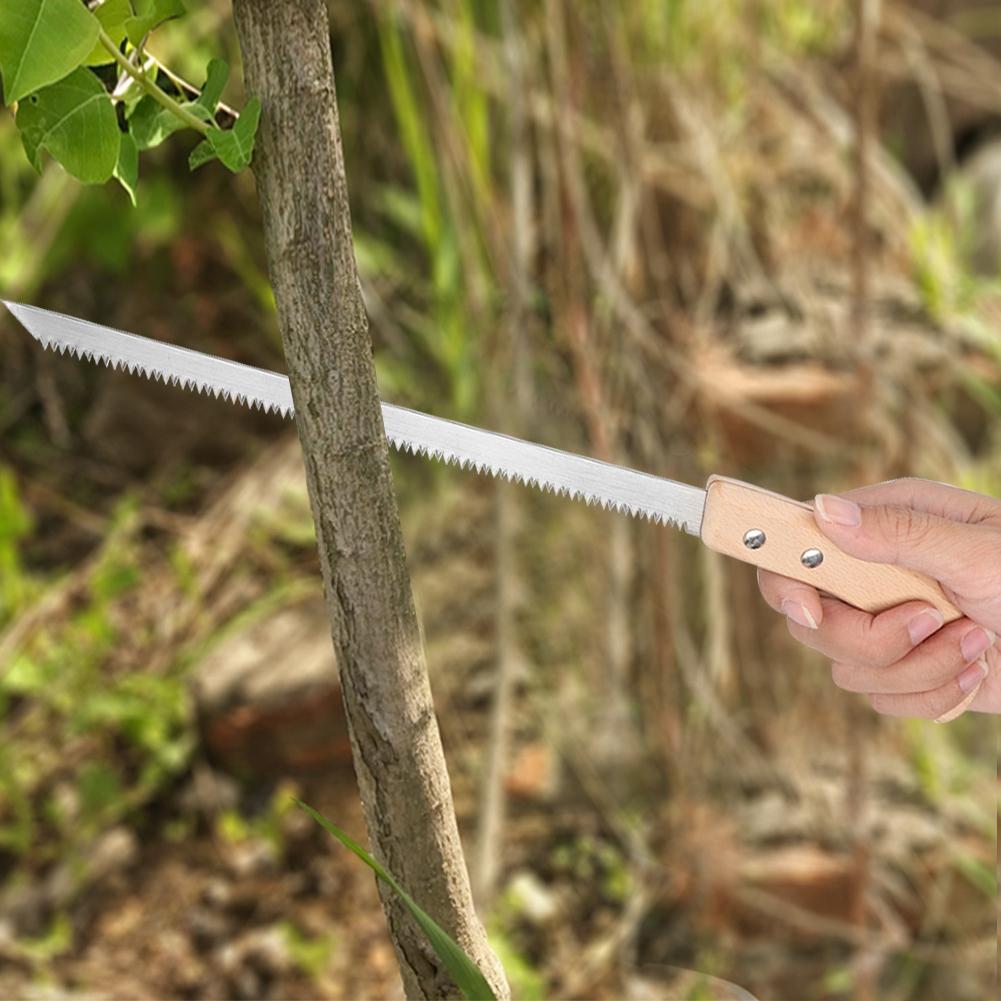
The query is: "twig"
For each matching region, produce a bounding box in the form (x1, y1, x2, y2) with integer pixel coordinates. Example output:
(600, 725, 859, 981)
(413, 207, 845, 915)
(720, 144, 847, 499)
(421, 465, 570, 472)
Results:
(145, 52, 241, 120)
(97, 28, 210, 135)
(34, 351, 70, 448)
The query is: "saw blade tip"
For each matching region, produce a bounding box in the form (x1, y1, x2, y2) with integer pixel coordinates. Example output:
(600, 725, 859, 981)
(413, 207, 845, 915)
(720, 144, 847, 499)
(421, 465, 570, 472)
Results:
(2, 300, 42, 336)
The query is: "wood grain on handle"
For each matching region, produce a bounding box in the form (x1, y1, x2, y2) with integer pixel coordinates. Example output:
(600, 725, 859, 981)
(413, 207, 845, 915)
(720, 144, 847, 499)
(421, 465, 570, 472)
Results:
(699, 475, 962, 623)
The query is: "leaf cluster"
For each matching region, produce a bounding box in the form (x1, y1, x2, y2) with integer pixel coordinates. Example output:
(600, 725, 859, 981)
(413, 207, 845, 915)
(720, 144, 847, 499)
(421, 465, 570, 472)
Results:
(0, 0, 261, 201)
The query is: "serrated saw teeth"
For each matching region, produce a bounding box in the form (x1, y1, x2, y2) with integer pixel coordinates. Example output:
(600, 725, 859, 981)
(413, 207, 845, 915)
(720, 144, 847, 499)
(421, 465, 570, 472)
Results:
(4, 300, 704, 534)
(382, 430, 689, 530)
(36, 330, 285, 418)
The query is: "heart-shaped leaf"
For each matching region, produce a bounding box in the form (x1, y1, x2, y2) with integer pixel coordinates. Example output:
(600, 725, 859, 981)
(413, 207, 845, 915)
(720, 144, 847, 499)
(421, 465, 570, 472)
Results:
(0, 0, 99, 106)
(16, 67, 120, 183)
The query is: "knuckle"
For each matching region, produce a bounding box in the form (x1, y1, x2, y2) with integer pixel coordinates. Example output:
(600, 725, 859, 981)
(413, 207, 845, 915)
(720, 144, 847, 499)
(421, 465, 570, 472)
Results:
(876, 505, 930, 559)
(962, 531, 1001, 597)
(855, 617, 887, 667)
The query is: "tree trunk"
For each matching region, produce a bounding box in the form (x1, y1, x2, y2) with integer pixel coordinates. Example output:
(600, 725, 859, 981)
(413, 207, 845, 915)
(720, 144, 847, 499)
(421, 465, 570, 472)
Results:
(230, 2, 508, 997)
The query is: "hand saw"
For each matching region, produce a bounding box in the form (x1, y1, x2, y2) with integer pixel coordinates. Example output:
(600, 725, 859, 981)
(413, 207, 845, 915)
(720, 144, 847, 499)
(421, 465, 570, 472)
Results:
(3, 301, 961, 623)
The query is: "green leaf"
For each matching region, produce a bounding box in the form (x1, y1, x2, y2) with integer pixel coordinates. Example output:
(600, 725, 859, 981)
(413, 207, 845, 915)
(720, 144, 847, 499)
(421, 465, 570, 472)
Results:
(128, 95, 184, 150)
(0, 0, 100, 106)
(191, 57, 228, 120)
(15, 67, 120, 183)
(78, 762, 124, 821)
(125, 0, 185, 47)
(129, 59, 229, 151)
(188, 95, 260, 173)
(84, 0, 133, 66)
(187, 137, 214, 170)
(114, 130, 138, 205)
(295, 799, 497, 1001)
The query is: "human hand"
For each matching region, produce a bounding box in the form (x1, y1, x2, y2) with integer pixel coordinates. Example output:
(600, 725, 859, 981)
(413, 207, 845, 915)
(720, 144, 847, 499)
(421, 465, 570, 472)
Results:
(755, 478, 1001, 722)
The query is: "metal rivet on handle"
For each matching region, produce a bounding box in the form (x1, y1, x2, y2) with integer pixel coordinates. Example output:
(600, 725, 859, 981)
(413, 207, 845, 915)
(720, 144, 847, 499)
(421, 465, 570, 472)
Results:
(801, 548, 824, 568)
(743, 528, 766, 550)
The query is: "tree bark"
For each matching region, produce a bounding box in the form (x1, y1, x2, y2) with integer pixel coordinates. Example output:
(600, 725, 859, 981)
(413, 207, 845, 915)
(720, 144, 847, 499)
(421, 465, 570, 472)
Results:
(230, 2, 508, 997)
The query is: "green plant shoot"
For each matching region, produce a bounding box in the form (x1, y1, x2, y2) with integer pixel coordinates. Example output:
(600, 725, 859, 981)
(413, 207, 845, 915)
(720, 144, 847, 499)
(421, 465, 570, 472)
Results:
(294, 798, 497, 1001)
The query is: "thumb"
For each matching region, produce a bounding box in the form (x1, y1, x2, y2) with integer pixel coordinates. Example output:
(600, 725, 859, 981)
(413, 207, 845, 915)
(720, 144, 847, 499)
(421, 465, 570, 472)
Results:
(812, 492, 993, 589)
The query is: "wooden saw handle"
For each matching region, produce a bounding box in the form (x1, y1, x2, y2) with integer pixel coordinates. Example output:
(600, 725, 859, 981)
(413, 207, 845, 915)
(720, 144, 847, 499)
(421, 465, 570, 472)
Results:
(699, 475, 962, 623)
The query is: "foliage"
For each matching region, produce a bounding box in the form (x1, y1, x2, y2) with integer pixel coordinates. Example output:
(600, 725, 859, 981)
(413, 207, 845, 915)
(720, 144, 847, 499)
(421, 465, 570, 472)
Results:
(17, 913, 73, 962)
(551, 833, 631, 904)
(485, 923, 545, 1001)
(296, 799, 497, 1001)
(368, 7, 491, 420)
(0, 0, 260, 195)
(189, 94, 261, 172)
(0, 501, 193, 856)
(909, 178, 982, 323)
(280, 920, 337, 981)
(16, 67, 121, 183)
(0, 467, 34, 626)
(215, 779, 300, 857)
(0, 0, 99, 105)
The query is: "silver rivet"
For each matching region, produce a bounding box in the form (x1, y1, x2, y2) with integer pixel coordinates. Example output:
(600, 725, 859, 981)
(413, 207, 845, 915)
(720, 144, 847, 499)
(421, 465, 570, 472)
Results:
(801, 548, 824, 568)
(743, 528, 766, 550)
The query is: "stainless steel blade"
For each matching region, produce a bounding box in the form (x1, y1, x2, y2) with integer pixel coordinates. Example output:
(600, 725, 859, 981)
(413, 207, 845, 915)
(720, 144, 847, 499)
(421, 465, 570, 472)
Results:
(3, 301, 706, 534)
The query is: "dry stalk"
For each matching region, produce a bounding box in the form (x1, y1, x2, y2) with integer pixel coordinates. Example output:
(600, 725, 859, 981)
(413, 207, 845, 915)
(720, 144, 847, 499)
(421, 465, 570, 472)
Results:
(848, 4, 882, 999)
(473, 0, 534, 909)
(891, 15, 954, 183)
(882, 4, 1001, 113)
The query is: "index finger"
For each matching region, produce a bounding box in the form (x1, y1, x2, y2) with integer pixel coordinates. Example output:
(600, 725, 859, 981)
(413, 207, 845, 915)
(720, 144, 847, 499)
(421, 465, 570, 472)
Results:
(833, 478, 1001, 527)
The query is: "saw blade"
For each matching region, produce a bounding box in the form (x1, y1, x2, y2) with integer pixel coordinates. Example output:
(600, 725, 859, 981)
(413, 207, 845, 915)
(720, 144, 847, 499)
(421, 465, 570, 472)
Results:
(3, 301, 706, 534)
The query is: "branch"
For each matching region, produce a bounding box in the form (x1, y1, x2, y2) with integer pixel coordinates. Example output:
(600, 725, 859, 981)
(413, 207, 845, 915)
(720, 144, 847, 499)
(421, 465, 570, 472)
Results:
(97, 28, 210, 135)
(145, 52, 241, 121)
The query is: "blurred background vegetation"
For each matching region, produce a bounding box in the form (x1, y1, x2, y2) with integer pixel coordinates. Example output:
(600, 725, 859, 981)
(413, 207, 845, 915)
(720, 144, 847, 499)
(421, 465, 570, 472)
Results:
(0, 1, 998, 999)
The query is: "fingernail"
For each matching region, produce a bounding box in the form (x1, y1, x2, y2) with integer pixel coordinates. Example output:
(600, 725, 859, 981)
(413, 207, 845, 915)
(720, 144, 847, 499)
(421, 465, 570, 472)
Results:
(781, 599, 818, 630)
(936, 659, 987, 722)
(957, 657, 989, 694)
(815, 494, 862, 527)
(960, 626, 996, 663)
(907, 608, 945, 646)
